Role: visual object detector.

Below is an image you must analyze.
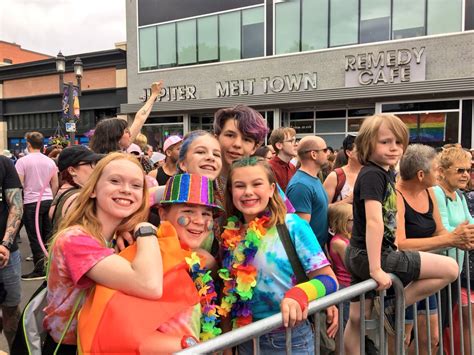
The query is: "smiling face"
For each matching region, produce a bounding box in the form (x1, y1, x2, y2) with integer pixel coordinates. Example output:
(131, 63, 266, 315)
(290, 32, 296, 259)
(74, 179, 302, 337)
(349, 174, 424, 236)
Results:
(179, 135, 222, 180)
(160, 204, 214, 250)
(230, 165, 275, 223)
(92, 159, 144, 227)
(217, 119, 258, 168)
(370, 122, 404, 169)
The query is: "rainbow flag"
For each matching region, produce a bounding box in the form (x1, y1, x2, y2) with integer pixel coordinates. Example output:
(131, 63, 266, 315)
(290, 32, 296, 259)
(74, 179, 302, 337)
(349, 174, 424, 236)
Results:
(399, 113, 445, 142)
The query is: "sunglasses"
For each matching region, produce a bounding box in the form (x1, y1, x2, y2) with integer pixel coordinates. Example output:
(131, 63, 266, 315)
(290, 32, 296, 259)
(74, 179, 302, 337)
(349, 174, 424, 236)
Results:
(450, 167, 472, 175)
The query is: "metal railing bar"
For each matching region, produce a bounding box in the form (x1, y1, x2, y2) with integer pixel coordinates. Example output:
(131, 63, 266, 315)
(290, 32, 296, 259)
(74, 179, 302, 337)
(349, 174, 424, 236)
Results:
(457, 249, 465, 354)
(337, 301, 344, 355)
(413, 301, 419, 355)
(285, 327, 291, 355)
(314, 311, 321, 355)
(426, 297, 432, 355)
(436, 290, 443, 355)
(359, 293, 365, 355)
(177, 277, 400, 354)
(379, 291, 385, 355)
(466, 250, 473, 355)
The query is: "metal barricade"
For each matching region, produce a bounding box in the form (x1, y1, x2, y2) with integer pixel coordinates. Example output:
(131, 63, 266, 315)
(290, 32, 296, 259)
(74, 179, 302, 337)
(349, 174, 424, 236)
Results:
(176, 274, 406, 355)
(407, 248, 473, 355)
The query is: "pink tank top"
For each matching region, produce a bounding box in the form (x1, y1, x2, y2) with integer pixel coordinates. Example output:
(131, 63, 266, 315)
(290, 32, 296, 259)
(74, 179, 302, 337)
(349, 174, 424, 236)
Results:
(328, 234, 351, 287)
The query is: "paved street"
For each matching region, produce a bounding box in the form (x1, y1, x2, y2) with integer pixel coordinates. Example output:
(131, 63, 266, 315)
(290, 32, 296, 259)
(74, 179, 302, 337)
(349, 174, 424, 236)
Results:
(0, 228, 42, 352)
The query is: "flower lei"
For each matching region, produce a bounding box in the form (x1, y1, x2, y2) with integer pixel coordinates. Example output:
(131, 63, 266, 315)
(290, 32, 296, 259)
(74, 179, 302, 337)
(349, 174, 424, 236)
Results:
(185, 252, 222, 341)
(218, 215, 269, 329)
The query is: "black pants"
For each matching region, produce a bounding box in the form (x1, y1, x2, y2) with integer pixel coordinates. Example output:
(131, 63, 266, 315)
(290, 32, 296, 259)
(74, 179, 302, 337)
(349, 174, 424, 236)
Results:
(23, 200, 52, 271)
(42, 333, 77, 355)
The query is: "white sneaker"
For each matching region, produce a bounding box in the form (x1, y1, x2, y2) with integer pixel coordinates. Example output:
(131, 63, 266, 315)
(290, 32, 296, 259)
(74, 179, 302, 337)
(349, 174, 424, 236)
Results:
(25, 255, 33, 261)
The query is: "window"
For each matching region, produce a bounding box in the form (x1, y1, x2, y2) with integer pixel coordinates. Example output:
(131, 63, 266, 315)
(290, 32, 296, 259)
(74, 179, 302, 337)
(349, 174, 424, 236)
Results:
(158, 23, 176, 68)
(393, 0, 425, 39)
(177, 19, 197, 65)
(301, 0, 328, 51)
(139, 27, 157, 70)
(138, 6, 264, 70)
(275, 0, 300, 54)
(382, 100, 461, 146)
(330, 0, 358, 46)
(360, 0, 391, 43)
(198, 16, 218, 62)
(427, 0, 462, 35)
(219, 12, 241, 61)
(242, 7, 264, 59)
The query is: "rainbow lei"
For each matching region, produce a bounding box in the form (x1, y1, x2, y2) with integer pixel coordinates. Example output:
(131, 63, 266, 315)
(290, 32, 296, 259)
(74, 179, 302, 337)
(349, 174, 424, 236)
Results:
(185, 252, 222, 341)
(218, 215, 269, 329)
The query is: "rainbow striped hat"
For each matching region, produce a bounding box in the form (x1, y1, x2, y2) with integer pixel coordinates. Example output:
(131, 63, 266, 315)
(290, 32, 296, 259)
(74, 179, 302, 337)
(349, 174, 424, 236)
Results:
(161, 173, 224, 213)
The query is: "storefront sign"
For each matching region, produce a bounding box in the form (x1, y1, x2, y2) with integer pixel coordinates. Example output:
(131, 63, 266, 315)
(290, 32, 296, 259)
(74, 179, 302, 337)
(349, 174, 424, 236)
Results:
(140, 85, 197, 102)
(344, 47, 425, 87)
(216, 72, 317, 97)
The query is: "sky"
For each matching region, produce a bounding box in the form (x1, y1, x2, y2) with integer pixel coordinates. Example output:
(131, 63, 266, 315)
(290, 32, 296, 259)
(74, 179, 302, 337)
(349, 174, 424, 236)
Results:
(0, 0, 126, 56)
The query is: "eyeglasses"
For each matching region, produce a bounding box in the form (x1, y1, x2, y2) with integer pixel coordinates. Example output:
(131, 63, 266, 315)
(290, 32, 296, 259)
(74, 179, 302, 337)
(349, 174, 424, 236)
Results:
(450, 167, 472, 175)
(303, 147, 329, 154)
(283, 138, 298, 144)
(76, 161, 95, 168)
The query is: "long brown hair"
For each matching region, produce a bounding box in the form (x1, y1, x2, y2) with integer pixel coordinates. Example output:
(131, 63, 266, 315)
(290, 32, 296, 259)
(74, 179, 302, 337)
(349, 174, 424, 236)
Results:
(225, 156, 286, 228)
(50, 152, 149, 249)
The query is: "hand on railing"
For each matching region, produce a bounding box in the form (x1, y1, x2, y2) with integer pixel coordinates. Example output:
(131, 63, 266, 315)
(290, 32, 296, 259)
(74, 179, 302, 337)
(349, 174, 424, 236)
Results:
(370, 268, 392, 291)
(281, 297, 307, 328)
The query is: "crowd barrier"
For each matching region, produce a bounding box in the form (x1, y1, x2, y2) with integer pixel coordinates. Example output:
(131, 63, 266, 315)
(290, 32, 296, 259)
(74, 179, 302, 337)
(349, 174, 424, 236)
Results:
(177, 248, 474, 355)
(177, 274, 406, 355)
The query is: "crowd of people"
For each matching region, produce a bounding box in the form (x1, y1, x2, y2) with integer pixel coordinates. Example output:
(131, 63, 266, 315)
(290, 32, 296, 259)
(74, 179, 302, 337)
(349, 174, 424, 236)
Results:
(0, 81, 473, 354)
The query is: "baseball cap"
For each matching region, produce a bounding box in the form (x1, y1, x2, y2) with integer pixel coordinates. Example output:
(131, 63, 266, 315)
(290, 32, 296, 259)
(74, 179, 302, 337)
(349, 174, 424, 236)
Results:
(126, 143, 143, 156)
(150, 152, 166, 164)
(163, 135, 183, 152)
(58, 145, 103, 172)
(1, 150, 12, 158)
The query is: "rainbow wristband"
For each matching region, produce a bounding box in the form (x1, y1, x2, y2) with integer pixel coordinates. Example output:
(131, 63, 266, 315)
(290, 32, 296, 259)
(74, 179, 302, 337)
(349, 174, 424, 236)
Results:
(284, 287, 308, 312)
(285, 275, 338, 309)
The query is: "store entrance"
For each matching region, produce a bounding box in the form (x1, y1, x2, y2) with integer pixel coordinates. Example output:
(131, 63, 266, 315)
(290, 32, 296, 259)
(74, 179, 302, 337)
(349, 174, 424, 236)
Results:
(143, 116, 183, 151)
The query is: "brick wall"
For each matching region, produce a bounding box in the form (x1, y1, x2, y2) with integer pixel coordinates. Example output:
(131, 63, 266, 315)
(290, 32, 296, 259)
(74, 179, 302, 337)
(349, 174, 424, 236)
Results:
(3, 67, 117, 98)
(0, 41, 51, 65)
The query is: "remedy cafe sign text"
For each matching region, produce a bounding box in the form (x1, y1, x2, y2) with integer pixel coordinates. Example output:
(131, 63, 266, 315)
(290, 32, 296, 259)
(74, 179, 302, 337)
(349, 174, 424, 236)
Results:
(345, 47, 426, 87)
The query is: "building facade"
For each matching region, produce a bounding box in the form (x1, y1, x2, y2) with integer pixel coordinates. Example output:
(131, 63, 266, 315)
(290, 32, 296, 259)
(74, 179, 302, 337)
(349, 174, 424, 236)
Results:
(0, 47, 127, 151)
(0, 40, 51, 66)
(122, 0, 474, 150)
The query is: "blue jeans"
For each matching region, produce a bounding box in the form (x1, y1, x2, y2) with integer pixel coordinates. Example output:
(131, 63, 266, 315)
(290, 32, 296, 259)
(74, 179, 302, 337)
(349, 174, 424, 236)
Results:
(237, 320, 314, 355)
(0, 250, 21, 306)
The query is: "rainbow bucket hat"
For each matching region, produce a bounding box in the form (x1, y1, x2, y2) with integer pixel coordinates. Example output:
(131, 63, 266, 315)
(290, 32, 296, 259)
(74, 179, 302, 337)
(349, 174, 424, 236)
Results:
(160, 173, 224, 214)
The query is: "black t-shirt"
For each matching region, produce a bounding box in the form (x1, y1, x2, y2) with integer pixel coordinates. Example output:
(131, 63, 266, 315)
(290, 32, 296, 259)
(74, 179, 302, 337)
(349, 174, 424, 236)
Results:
(156, 166, 172, 186)
(350, 162, 397, 251)
(0, 156, 22, 252)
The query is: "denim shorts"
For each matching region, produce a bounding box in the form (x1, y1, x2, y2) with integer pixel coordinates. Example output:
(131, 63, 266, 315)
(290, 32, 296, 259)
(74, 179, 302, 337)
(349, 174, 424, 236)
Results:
(237, 320, 314, 355)
(405, 294, 438, 324)
(0, 250, 21, 307)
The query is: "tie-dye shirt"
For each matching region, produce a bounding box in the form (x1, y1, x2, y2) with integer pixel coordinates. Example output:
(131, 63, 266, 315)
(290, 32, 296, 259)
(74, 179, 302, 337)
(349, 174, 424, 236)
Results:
(250, 213, 330, 320)
(43, 227, 113, 344)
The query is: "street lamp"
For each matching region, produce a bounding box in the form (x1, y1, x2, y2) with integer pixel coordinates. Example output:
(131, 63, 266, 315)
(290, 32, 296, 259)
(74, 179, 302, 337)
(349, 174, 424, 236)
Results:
(56, 51, 83, 145)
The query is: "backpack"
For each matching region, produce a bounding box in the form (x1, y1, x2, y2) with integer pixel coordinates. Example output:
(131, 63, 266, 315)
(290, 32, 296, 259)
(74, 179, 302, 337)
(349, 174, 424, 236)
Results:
(11, 252, 84, 355)
(331, 168, 346, 203)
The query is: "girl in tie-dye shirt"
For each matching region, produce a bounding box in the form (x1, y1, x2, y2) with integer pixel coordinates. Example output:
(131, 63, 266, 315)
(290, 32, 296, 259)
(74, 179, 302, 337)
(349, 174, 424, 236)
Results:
(221, 157, 338, 355)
